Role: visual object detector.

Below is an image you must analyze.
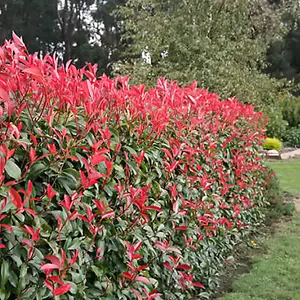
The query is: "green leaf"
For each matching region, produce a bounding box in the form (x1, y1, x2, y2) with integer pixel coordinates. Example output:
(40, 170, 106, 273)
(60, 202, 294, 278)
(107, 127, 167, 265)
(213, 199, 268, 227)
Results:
(22, 287, 35, 298)
(0, 289, 10, 300)
(5, 159, 21, 180)
(20, 263, 28, 278)
(123, 146, 137, 156)
(68, 238, 82, 250)
(0, 260, 10, 289)
(28, 162, 47, 180)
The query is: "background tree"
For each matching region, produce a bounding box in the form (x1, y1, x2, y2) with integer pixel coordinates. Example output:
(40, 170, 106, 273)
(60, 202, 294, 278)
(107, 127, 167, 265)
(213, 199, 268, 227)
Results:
(0, 0, 126, 74)
(0, 0, 60, 55)
(116, 0, 299, 109)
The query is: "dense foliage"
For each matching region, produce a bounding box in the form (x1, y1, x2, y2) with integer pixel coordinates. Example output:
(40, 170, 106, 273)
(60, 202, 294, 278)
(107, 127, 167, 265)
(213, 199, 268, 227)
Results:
(0, 36, 269, 299)
(117, 0, 299, 107)
(285, 127, 300, 147)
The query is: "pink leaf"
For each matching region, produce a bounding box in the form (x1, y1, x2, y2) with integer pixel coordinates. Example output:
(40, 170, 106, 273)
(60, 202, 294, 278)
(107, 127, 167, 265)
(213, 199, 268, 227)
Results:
(12, 32, 26, 48)
(40, 263, 60, 272)
(130, 288, 142, 300)
(102, 210, 115, 219)
(23, 67, 43, 81)
(145, 206, 163, 212)
(44, 255, 61, 267)
(135, 276, 150, 284)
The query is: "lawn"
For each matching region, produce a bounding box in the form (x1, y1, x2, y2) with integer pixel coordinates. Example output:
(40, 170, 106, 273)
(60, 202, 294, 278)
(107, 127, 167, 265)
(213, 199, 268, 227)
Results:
(220, 213, 300, 300)
(220, 159, 300, 300)
(267, 159, 300, 196)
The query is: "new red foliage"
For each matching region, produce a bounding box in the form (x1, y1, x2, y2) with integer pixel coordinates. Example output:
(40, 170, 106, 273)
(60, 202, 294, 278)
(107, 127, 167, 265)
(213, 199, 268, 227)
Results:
(0, 35, 268, 299)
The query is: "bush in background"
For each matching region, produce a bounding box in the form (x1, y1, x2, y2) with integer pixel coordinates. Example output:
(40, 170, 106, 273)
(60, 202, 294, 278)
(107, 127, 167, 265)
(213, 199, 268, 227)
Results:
(0, 35, 269, 300)
(285, 127, 300, 148)
(266, 109, 288, 140)
(282, 96, 300, 129)
(263, 138, 283, 151)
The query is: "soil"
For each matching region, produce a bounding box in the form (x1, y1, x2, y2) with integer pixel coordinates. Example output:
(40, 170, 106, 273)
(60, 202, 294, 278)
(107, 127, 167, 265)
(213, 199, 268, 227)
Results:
(212, 246, 256, 299)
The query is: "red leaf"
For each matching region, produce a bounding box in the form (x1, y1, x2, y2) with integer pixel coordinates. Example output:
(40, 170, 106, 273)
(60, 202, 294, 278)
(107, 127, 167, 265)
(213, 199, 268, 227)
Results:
(136, 265, 149, 272)
(163, 262, 172, 271)
(0, 224, 12, 232)
(0, 87, 9, 102)
(44, 280, 54, 292)
(9, 187, 23, 209)
(29, 147, 36, 163)
(175, 226, 188, 231)
(0, 238, 5, 249)
(47, 184, 56, 200)
(0, 156, 5, 174)
(91, 154, 106, 166)
(71, 249, 79, 265)
(122, 272, 134, 280)
(49, 276, 64, 284)
(23, 67, 43, 83)
(192, 282, 205, 289)
(24, 208, 36, 217)
(53, 283, 72, 296)
(12, 32, 26, 48)
(21, 238, 33, 248)
(44, 255, 61, 267)
(40, 263, 60, 271)
(27, 180, 33, 197)
(176, 264, 191, 271)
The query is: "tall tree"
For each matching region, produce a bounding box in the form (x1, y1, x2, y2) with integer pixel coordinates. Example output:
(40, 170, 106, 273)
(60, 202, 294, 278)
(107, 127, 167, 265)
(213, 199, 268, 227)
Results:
(117, 0, 297, 108)
(92, 0, 127, 74)
(0, 0, 127, 74)
(0, 0, 60, 55)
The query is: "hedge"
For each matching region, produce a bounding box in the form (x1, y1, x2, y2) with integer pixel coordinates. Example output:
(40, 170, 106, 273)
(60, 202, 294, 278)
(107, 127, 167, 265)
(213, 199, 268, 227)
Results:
(0, 34, 268, 300)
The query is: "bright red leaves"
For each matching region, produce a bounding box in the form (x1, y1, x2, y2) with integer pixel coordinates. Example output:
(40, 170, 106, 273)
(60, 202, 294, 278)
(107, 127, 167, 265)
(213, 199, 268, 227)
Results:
(0, 34, 268, 299)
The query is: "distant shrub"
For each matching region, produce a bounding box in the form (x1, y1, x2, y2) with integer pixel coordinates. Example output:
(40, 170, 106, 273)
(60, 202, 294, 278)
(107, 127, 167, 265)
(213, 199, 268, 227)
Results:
(263, 138, 283, 151)
(285, 127, 300, 148)
(282, 97, 300, 128)
(266, 110, 288, 139)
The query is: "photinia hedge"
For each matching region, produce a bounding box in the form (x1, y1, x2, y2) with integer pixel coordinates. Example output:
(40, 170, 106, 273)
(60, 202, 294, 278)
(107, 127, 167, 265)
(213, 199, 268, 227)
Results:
(0, 34, 268, 300)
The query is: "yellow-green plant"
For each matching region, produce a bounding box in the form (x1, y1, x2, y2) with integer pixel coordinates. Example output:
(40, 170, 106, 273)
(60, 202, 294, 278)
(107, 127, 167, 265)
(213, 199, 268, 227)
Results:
(263, 137, 283, 151)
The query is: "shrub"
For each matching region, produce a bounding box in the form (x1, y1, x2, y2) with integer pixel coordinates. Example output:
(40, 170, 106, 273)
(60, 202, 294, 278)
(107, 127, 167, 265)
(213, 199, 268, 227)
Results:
(262, 138, 283, 151)
(285, 127, 300, 148)
(266, 109, 288, 139)
(282, 96, 300, 128)
(0, 35, 269, 300)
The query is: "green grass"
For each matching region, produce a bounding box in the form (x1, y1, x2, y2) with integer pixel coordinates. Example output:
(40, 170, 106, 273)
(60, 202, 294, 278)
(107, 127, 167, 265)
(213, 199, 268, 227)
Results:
(220, 214, 300, 300)
(220, 159, 300, 300)
(267, 159, 300, 196)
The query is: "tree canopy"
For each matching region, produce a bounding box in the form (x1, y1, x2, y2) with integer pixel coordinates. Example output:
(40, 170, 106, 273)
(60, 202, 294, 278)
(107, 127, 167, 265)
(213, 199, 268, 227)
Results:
(116, 0, 300, 108)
